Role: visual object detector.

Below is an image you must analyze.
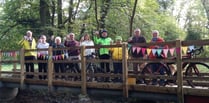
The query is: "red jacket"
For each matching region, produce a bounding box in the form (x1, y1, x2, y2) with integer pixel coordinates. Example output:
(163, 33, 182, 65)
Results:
(149, 37, 168, 59)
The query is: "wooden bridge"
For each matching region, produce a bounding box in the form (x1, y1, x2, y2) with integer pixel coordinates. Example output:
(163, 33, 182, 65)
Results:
(0, 40, 209, 103)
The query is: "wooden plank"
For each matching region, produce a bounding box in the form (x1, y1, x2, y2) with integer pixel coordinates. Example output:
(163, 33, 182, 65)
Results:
(20, 48, 25, 89)
(184, 88, 209, 97)
(182, 39, 209, 46)
(176, 40, 184, 103)
(24, 79, 48, 85)
(87, 82, 123, 90)
(128, 58, 176, 63)
(0, 77, 20, 83)
(130, 85, 177, 94)
(182, 58, 209, 62)
(52, 80, 81, 87)
(122, 43, 129, 98)
(47, 47, 53, 91)
(81, 46, 87, 95)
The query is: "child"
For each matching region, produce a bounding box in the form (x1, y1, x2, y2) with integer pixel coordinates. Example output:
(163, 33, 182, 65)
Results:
(110, 36, 127, 82)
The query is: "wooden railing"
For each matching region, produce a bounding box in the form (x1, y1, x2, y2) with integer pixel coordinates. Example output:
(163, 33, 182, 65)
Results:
(0, 39, 209, 103)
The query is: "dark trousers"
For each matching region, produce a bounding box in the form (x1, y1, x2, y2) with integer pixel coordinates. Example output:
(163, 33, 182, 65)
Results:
(151, 63, 165, 85)
(113, 62, 122, 82)
(99, 54, 110, 73)
(99, 54, 110, 82)
(38, 57, 47, 79)
(113, 62, 122, 74)
(54, 63, 65, 79)
(25, 56, 35, 79)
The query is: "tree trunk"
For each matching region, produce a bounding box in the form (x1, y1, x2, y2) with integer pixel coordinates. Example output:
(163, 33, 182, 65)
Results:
(129, 0, 138, 37)
(57, 0, 63, 28)
(40, 0, 50, 27)
(99, 0, 111, 29)
(201, 0, 209, 27)
(51, 0, 55, 27)
(67, 0, 75, 32)
(94, 0, 99, 30)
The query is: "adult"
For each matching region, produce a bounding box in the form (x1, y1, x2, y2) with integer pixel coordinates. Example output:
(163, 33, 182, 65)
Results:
(94, 29, 113, 82)
(128, 28, 147, 74)
(64, 33, 81, 75)
(48, 35, 55, 46)
(149, 30, 168, 85)
(52, 36, 65, 79)
(80, 33, 95, 57)
(37, 35, 49, 80)
(19, 30, 37, 79)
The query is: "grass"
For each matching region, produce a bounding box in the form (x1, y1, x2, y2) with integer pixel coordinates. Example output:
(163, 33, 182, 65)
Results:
(1, 63, 38, 71)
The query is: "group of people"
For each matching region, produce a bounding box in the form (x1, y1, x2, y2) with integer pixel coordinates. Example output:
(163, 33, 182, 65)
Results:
(19, 28, 167, 83)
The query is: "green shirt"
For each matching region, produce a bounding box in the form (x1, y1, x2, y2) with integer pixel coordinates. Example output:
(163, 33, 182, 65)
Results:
(94, 36, 112, 55)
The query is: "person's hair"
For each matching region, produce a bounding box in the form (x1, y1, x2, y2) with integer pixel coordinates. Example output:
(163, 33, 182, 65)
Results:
(84, 34, 91, 40)
(152, 30, 159, 35)
(134, 28, 141, 33)
(54, 36, 61, 43)
(26, 30, 32, 35)
(68, 33, 75, 36)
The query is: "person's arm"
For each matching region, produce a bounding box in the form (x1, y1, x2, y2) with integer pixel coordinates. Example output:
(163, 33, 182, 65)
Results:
(93, 35, 100, 44)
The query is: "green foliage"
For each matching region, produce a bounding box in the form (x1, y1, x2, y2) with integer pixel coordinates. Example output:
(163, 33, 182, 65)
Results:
(0, 0, 208, 50)
(185, 28, 202, 40)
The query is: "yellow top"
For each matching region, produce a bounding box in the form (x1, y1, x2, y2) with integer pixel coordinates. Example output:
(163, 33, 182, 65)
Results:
(110, 47, 128, 60)
(19, 38, 37, 56)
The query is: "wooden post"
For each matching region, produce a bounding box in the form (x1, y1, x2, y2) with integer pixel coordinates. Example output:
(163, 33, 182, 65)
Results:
(47, 47, 53, 92)
(0, 50, 2, 77)
(13, 51, 17, 72)
(122, 43, 128, 98)
(176, 40, 184, 103)
(81, 46, 87, 95)
(20, 48, 25, 89)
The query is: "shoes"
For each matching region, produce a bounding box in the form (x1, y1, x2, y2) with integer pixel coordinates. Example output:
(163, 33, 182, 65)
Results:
(136, 79, 144, 84)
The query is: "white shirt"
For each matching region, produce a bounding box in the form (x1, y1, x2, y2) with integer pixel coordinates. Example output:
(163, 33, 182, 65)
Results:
(80, 40, 95, 56)
(37, 42, 49, 55)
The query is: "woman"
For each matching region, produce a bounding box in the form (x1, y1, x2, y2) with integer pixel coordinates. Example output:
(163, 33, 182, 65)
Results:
(53, 36, 65, 79)
(37, 35, 49, 80)
(80, 33, 95, 57)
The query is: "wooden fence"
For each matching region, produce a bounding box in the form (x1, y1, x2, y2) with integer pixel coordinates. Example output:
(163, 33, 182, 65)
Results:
(0, 39, 209, 103)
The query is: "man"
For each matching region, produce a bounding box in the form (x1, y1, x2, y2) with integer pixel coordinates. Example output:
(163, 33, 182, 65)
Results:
(19, 30, 37, 79)
(94, 30, 112, 82)
(64, 33, 81, 80)
(128, 28, 147, 75)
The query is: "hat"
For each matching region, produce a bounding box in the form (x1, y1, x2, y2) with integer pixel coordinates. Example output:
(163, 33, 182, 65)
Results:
(101, 29, 107, 33)
(115, 36, 122, 41)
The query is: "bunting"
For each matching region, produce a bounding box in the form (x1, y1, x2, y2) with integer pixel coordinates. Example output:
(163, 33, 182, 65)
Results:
(156, 49, 162, 56)
(188, 45, 195, 51)
(141, 48, 146, 55)
(182, 46, 188, 54)
(169, 48, 175, 56)
(1, 51, 19, 57)
(163, 49, 169, 58)
(146, 48, 152, 55)
(152, 49, 157, 56)
(136, 47, 141, 54)
(132, 47, 136, 52)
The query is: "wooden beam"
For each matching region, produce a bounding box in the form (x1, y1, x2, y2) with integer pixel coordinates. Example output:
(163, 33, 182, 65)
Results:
(47, 47, 53, 92)
(81, 46, 87, 95)
(0, 49, 1, 77)
(20, 48, 25, 89)
(122, 43, 129, 98)
(176, 40, 184, 103)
